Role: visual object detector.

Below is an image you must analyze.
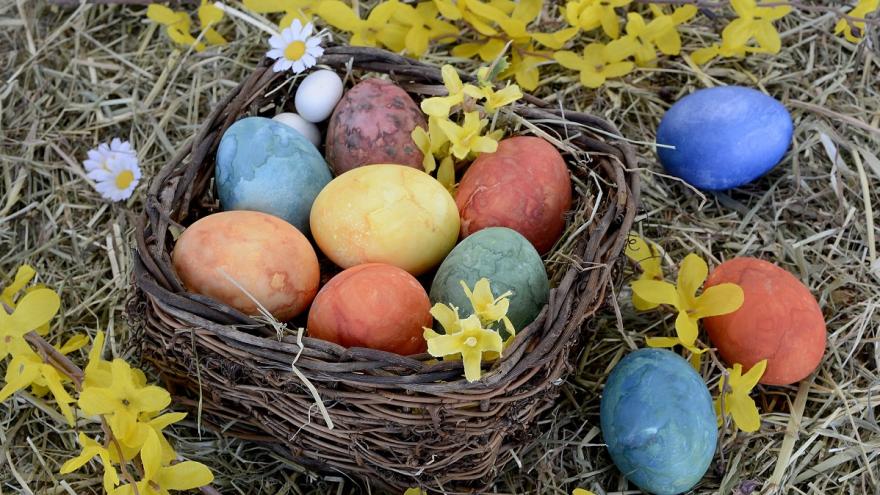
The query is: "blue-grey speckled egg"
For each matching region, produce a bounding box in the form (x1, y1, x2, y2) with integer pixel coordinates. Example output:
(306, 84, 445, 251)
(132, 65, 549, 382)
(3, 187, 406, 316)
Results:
(600, 348, 717, 495)
(216, 117, 332, 233)
(656, 86, 792, 191)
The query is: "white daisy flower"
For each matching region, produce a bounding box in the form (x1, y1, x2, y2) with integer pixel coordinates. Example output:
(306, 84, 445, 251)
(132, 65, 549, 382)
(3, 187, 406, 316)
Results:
(266, 20, 324, 74)
(83, 138, 141, 202)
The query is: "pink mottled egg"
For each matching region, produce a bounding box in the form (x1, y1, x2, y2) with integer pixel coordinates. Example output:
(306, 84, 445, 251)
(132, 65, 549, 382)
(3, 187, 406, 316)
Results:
(325, 79, 426, 175)
(455, 136, 572, 254)
(172, 211, 320, 321)
(704, 257, 826, 385)
(307, 263, 431, 355)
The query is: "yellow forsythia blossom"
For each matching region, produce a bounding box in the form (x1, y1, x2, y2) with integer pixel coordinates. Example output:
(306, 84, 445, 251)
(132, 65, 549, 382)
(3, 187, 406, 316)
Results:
(554, 37, 638, 88)
(715, 360, 767, 432)
(835, 0, 879, 42)
(632, 254, 743, 359)
(692, 0, 791, 64)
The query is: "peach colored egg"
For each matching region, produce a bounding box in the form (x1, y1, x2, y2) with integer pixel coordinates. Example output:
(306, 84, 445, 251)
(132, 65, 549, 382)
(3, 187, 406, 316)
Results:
(172, 211, 319, 320)
(704, 257, 826, 385)
(309, 164, 460, 276)
(307, 263, 431, 355)
(456, 136, 572, 254)
(325, 79, 426, 175)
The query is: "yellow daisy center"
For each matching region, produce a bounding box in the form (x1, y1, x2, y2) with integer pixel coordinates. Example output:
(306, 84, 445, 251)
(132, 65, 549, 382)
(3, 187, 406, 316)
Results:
(115, 170, 134, 189)
(284, 41, 306, 61)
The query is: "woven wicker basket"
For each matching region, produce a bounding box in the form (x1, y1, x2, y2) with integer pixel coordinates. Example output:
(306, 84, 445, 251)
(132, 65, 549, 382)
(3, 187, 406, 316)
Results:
(131, 46, 639, 493)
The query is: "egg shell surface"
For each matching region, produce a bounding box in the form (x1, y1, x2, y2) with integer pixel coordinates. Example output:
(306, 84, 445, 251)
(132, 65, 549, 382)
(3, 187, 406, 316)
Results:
(294, 69, 344, 123)
(657, 86, 793, 190)
(429, 227, 549, 331)
(325, 79, 426, 175)
(272, 112, 322, 147)
(307, 263, 431, 355)
(309, 164, 460, 276)
(215, 116, 332, 234)
(456, 136, 572, 254)
(600, 348, 717, 495)
(172, 211, 320, 321)
(704, 257, 826, 385)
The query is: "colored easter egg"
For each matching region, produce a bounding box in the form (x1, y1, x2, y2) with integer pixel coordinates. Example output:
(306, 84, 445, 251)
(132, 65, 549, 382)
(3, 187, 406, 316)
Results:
(307, 263, 431, 355)
(215, 116, 332, 234)
(430, 227, 549, 331)
(601, 348, 717, 495)
(272, 112, 321, 147)
(172, 211, 320, 320)
(656, 86, 793, 190)
(325, 79, 426, 175)
(294, 69, 344, 123)
(309, 164, 459, 276)
(704, 257, 826, 385)
(456, 136, 572, 254)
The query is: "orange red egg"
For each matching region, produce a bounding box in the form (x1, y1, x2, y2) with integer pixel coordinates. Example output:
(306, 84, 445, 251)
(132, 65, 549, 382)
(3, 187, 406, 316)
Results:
(455, 136, 572, 254)
(172, 211, 320, 321)
(307, 263, 431, 355)
(704, 257, 826, 385)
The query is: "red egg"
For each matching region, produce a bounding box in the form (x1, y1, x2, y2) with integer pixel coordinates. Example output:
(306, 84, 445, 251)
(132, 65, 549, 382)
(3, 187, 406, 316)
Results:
(704, 257, 826, 385)
(325, 79, 426, 175)
(307, 263, 431, 355)
(455, 136, 572, 254)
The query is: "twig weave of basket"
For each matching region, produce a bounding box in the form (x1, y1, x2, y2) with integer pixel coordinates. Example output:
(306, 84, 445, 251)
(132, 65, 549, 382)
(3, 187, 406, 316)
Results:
(131, 46, 639, 493)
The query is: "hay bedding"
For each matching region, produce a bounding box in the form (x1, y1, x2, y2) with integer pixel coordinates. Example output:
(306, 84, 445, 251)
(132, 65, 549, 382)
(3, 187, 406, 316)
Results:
(1, 1, 878, 494)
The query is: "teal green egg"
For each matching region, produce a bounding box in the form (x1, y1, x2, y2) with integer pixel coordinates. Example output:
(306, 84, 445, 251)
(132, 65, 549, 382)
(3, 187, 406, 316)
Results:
(429, 227, 549, 331)
(216, 116, 332, 234)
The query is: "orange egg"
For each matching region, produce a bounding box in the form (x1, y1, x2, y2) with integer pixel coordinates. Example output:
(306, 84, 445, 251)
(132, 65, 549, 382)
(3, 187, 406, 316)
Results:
(704, 257, 826, 385)
(307, 263, 431, 355)
(172, 211, 320, 320)
(456, 136, 572, 254)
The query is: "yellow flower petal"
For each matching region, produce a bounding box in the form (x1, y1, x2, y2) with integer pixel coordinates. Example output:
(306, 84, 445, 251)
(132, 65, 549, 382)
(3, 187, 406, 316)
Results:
(158, 461, 215, 491)
(553, 50, 584, 70)
(411, 127, 436, 173)
(437, 155, 456, 194)
(630, 279, 678, 307)
(1, 265, 36, 306)
(676, 253, 708, 309)
(10, 288, 60, 334)
(691, 45, 720, 64)
(461, 348, 484, 382)
(752, 21, 782, 53)
(57, 334, 89, 355)
(0, 353, 41, 401)
(692, 283, 744, 319)
(599, 6, 620, 39)
(645, 336, 679, 348)
(602, 61, 634, 79)
(531, 26, 579, 49)
(429, 303, 461, 334)
(41, 365, 75, 425)
(315, 1, 362, 32)
(739, 359, 768, 390)
(729, 393, 761, 432)
(197, 1, 224, 26)
(146, 4, 183, 25)
(674, 311, 699, 346)
(721, 18, 752, 50)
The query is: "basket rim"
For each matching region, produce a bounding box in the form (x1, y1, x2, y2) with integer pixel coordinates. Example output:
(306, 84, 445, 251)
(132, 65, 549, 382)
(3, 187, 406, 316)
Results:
(131, 45, 641, 394)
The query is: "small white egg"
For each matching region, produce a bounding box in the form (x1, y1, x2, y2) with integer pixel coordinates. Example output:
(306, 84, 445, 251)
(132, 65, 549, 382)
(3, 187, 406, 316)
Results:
(272, 112, 322, 147)
(295, 70, 344, 123)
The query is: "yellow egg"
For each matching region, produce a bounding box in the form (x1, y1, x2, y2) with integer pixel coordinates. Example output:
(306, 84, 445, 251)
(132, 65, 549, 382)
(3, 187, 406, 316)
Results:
(310, 164, 460, 275)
